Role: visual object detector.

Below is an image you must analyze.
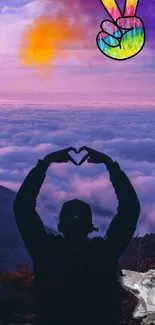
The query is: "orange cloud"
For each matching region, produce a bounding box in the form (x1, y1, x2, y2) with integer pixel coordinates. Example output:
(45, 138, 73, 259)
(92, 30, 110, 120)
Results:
(19, 11, 91, 78)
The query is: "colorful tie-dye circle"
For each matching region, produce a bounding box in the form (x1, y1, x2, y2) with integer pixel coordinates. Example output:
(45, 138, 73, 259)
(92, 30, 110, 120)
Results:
(96, 17, 145, 60)
(96, 0, 145, 60)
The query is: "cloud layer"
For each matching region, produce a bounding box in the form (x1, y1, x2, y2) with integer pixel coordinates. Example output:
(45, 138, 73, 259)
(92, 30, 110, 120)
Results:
(0, 105, 155, 238)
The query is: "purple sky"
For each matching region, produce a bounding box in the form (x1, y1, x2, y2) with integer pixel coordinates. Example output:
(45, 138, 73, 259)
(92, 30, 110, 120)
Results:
(54, 0, 155, 49)
(0, 1, 155, 238)
(0, 0, 155, 105)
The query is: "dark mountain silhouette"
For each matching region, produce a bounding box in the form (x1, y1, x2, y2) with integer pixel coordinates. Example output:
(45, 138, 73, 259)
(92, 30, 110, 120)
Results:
(0, 185, 57, 273)
(119, 232, 155, 273)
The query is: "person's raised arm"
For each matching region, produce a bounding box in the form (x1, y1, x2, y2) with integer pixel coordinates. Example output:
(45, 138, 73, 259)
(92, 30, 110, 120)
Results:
(13, 159, 51, 259)
(104, 160, 140, 258)
(13, 147, 78, 259)
(78, 146, 141, 259)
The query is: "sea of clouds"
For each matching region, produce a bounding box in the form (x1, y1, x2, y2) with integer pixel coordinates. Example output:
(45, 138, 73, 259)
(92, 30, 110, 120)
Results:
(0, 105, 155, 238)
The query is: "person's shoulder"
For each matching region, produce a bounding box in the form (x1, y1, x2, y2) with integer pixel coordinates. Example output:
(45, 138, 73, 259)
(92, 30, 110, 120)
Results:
(92, 236, 105, 241)
(46, 233, 63, 245)
(91, 236, 105, 247)
(47, 233, 63, 240)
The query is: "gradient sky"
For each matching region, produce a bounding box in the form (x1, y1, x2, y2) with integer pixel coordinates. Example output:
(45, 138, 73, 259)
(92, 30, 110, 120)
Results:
(0, 0, 155, 105)
(0, 1, 155, 239)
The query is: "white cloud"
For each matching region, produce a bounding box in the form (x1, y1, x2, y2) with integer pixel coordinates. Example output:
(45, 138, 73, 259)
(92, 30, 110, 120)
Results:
(0, 0, 46, 57)
(0, 106, 154, 237)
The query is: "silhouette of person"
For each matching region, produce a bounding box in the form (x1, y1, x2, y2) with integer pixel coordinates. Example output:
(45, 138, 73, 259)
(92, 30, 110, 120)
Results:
(13, 146, 141, 325)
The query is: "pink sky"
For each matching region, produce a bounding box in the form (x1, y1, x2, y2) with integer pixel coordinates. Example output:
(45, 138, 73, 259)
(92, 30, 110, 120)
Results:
(0, 0, 155, 106)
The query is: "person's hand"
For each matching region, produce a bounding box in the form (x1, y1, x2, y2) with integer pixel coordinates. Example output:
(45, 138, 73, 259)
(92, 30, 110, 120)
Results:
(96, 0, 145, 60)
(43, 147, 78, 165)
(78, 146, 114, 166)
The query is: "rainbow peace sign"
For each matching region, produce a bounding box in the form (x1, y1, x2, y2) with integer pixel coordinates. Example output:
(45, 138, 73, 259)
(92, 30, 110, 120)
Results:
(96, 0, 145, 60)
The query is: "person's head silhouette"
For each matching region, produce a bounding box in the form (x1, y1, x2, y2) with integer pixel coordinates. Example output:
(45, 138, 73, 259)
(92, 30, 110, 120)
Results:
(57, 199, 98, 241)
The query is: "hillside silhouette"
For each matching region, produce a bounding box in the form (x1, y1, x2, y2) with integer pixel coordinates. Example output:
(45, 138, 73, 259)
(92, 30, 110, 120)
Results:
(0, 185, 58, 273)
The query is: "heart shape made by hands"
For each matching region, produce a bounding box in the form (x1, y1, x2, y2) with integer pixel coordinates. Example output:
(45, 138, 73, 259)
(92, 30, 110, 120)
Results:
(69, 147, 89, 166)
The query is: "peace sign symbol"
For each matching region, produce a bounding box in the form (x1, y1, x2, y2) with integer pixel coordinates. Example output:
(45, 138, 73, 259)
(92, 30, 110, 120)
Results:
(96, 0, 145, 60)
